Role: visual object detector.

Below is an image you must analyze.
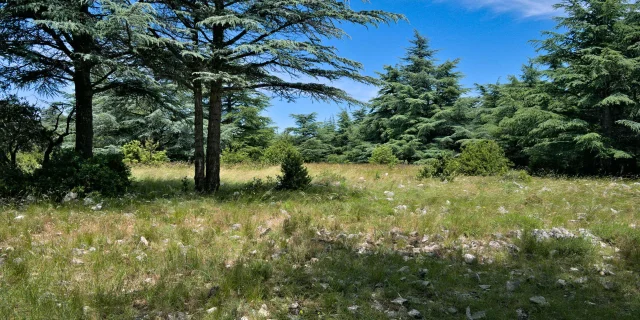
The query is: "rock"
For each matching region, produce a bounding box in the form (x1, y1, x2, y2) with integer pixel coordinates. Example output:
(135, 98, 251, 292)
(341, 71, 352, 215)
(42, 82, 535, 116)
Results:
(258, 304, 270, 317)
(463, 253, 476, 264)
(466, 306, 486, 319)
(498, 206, 509, 214)
(384, 191, 395, 198)
(395, 205, 408, 212)
(231, 223, 242, 231)
(258, 226, 271, 237)
(398, 266, 410, 273)
(385, 310, 399, 318)
(391, 297, 408, 306)
(529, 296, 548, 306)
(574, 277, 588, 284)
(289, 302, 300, 315)
(479, 285, 491, 290)
(447, 307, 458, 314)
(83, 198, 95, 205)
(506, 280, 520, 292)
(14, 215, 25, 221)
(556, 279, 567, 287)
(140, 236, 149, 247)
(516, 308, 529, 320)
(418, 269, 429, 278)
(72, 258, 84, 265)
(488, 241, 501, 249)
(408, 309, 422, 319)
(206, 307, 217, 314)
(347, 305, 359, 313)
(63, 192, 78, 202)
(91, 203, 103, 211)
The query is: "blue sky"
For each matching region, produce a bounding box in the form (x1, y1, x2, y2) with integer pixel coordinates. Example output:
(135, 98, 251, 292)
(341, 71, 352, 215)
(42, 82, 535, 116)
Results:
(267, 0, 559, 131)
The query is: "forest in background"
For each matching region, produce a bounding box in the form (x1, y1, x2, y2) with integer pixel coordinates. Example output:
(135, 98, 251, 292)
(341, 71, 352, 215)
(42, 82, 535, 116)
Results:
(2, 0, 640, 199)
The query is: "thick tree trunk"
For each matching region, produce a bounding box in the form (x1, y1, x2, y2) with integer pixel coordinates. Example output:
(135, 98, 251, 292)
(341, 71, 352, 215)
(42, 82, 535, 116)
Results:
(74, 67, 94, 158)
(205, 84, 223, 193)
(193, 82, 206, 192)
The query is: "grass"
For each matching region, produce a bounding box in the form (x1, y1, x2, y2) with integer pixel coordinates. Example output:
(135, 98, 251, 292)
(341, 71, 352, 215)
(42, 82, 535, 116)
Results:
(1, 163, 640, 319)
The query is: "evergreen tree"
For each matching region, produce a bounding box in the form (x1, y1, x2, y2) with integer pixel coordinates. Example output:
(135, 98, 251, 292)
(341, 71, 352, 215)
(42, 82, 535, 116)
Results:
(0, 0, 159, 157)
(364, 31, 466, 162)
(151, 0, 403, 192)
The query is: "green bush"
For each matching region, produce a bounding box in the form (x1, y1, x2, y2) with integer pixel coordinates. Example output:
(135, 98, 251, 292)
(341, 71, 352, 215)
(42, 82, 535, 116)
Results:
(277, 148, 311, 190)
(16, 152, 43, 173)
(33, 150, 131, 199)
(262, 140, 297, 165)
(122, 140, 169, 165)
(457, 140, 511, 176)
(369, 145, 398, 166)
(0, 165, 28, 198)
(326, 154, 349, 164)
(417, 154, 460, 181)
(221, 150, 251, 165)
(502, 170, 533, 183)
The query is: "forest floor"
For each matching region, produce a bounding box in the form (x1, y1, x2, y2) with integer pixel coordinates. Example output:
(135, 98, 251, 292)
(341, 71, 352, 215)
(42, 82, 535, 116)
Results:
(1, 164, 640, 319)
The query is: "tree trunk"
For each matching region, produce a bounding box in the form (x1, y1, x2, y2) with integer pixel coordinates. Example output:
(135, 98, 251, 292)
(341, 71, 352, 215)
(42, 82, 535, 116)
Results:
(74, 67, 94, 158)
(205, 84, 223, 193)
(10, 147, 17, 168)
(193, 81, 205, 192)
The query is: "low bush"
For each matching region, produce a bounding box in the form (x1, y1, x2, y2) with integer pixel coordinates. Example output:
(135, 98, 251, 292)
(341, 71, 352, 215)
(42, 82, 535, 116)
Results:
(369, 145, 398, 166)
(417, 154, 460, 181)
(502, 169, 533, 182)
(326, 154, 349, 164)
(221, 150, 251, 165)
(277, 148, 311, 190)
(32, 150, 131, 199)
(0, 165, 28, 198)
(458, 140, 511, 176)
(262, 140, 297, 165)
(122, 140, 169, 165)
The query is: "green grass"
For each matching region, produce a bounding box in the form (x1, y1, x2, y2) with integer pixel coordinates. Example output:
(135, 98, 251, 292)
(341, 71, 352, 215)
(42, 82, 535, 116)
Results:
(1, 163, 639, 319)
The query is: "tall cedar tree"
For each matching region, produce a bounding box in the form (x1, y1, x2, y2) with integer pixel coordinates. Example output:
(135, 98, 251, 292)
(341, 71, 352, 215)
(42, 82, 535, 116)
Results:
(149, 0, 403, 192)
(0, 0, 159, 158)
(365, 31, 465, 162)
(532, 0, 640, 173)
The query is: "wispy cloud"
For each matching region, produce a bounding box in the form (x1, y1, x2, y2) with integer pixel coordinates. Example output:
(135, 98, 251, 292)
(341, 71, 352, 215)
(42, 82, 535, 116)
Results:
(440, 0, 559, 18)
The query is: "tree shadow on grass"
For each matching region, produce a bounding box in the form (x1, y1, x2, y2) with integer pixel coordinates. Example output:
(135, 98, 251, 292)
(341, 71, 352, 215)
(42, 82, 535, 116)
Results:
(73, 229, 640, 319)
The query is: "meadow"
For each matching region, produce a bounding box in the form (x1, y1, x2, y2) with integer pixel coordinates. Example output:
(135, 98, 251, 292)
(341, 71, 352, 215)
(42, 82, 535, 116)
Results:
(1, 163, 639, 319)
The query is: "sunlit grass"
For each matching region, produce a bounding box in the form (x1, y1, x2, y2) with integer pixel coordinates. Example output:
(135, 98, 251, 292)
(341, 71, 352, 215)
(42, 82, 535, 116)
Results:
(1, 164, 639, 319)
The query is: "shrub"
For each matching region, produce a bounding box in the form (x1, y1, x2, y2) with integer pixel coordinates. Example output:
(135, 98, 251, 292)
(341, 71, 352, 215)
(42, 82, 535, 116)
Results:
(326, 154, 349, 164)
(0, 165, 28, 198)
(277, 148, 311, 190)
(33, 150, 131, 199)
(262, 140, 297, 165)
(502, 170, 533, 183)
(369, 145, 398, 166)
(122, 140, 169, 165)
(417, 154, 460, 181)
(457, 140, 511, 176)
(221, 150, 251, 165)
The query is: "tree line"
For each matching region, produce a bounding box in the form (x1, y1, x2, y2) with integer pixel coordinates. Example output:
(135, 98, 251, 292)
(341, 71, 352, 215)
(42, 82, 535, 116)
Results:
(1, 0, 640, 197)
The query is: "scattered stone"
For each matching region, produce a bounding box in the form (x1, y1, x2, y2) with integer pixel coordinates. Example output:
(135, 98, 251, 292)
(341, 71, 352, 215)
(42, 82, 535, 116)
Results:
(574, 277, 588, 284)
(258, 304, 270, 317)
(71, 258, 84, 265)
(384, 191, 395, 198)
(466, 306, 486, 319)
(395, 205, 408, 212)
(91, 203, 103, 211)
(506, 280, 520, 292)
(206, 307, 217, 314)
(529, 296, 548, 306)
(488, 241, 502, 249)
(408, 309, 422, 319)
(231, 223, 242, 231)
(391, 297, 408, 306)
(479, 285, 491, 290)
(398, 266, 410, 273)
(385, 310, 399, 318)
(14, 215, 25, 221)
(63, 192, 78, 202)
(347, 305, 359, 313)
(136, 253, 146, 261)
(289, 302, 301, 315)
(447, 307, 458, 314)
(556, 279, 567, 287)
(258, 226, 271, 237)
(463, 253, 476, 264)
(602, 281, 615, 290)
(498, 206, 509, 214)
(516, 308, 529, 320)
(140, 236, 149, 247)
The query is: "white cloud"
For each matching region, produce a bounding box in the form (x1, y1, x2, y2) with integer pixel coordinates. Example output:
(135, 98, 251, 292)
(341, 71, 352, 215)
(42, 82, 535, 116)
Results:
(441, 0, 559, 18)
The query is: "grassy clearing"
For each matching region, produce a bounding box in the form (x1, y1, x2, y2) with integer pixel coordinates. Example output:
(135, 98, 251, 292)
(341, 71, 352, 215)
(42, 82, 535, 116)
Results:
(1, 163, 639, 319)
